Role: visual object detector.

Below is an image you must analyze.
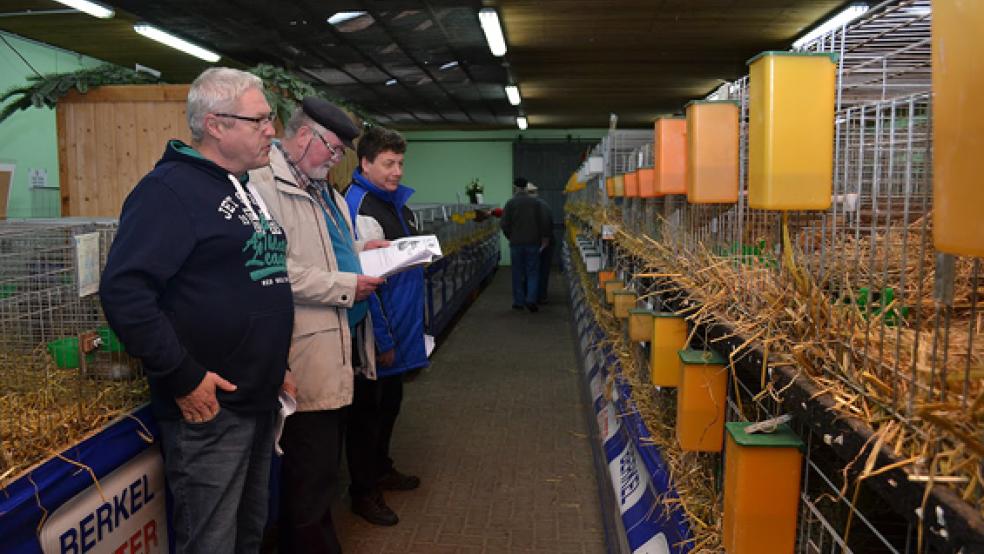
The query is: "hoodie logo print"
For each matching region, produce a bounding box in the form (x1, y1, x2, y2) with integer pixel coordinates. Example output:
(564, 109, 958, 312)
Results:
(242, 222, 287, 281)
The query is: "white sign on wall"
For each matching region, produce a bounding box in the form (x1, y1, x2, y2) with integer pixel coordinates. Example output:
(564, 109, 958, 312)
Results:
(74, 232, 100, 297)
(29, 168, 49, 188)
(40, 447, 169, 554)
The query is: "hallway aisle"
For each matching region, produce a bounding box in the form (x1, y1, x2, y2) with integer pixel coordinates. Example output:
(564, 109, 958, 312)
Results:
(334, 269, 607, 553)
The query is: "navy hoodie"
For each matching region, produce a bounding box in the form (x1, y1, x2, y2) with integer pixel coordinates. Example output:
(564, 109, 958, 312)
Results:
(100, 141, 294, 420)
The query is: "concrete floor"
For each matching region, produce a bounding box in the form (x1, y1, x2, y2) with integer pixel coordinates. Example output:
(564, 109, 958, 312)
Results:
(333, 268, 607, 553)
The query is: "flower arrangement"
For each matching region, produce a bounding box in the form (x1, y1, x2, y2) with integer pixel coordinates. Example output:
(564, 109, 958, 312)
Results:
(466, 178, 484, 204)
(465, 178, 484, 195)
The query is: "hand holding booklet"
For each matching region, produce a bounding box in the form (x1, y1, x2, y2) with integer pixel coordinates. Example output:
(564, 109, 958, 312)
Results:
(359, 234, 443, 278)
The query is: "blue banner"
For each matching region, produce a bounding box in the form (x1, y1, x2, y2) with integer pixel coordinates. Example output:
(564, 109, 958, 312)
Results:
(563, 242, 693, 554)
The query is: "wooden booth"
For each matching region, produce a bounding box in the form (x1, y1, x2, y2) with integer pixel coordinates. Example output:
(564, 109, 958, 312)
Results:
(56, 84, 359, 217)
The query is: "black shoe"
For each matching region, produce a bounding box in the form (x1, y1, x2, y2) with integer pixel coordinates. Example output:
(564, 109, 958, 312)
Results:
(351, 492, 399, 526)
(526, 303, 539, 313)
(378, 469, 421, 491)
(512, 304, 525, 311)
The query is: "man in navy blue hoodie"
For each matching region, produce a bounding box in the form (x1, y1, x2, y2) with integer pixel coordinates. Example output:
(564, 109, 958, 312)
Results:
(99, 67, 294, 554)
(344, 126, 428, 526)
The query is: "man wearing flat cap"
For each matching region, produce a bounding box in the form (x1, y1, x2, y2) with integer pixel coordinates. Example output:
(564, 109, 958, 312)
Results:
(249, 97, 387, 554)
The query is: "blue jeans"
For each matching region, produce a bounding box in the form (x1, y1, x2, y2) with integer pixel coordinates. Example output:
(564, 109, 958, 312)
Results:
(159, 408, 276, 554)
(510, 244, 541, 306)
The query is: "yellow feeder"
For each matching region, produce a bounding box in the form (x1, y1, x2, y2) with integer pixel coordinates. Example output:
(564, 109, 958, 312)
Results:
(649, 313, 687, 387)
(932, 1, 984, 257)
(628, 308, 655, 342)
(612, 174, 625, 197)
(685, 100, 740, 204)
(624, 171, 640, 197)
(747, 51, 837, 210)
(723, 422, 803, 554)
(676, 349, 728, 452)
(612, 291, 635, 319)
(605, 177, 615, 198)
(653, 118, 687, 195)
(604, 280, 624, 304)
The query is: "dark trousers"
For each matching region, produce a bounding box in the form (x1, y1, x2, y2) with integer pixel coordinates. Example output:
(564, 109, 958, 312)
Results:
(510, 244, 541, 306)
(347, 374, 404, 497)
(159, 409, 276, 554)
(537, 241, 553, 302)
(278, 409, 346, 554)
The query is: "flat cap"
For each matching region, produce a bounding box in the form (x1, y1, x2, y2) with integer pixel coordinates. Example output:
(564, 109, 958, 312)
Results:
(302, 97, 360, 149)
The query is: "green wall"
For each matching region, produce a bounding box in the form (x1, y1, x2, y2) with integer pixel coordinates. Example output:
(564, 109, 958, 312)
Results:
(0, 32, 102, 218)
(402, 129, 606, 264)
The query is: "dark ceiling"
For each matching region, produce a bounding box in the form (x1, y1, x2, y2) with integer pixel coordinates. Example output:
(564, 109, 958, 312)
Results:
(0, 0, 849, 129)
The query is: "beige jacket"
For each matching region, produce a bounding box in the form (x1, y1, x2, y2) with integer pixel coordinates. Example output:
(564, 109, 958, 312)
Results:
(249, 146, 376, 412)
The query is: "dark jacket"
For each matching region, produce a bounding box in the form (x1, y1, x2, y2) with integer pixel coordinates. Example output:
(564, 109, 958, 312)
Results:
(500, 192, 552, 246)
(100, 140, 294, 420)
(344, 169, 428, 377)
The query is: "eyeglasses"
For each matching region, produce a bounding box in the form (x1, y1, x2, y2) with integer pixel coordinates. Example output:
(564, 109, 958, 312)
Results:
(312, 129, 345, 160)
(214, 112, 277, 127)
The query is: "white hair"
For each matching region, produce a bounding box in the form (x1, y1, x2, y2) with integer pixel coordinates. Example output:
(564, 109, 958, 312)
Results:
(187, 67, 264, 142)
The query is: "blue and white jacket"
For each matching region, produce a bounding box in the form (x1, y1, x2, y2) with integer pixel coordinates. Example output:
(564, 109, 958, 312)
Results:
(344, 170, 428, 377)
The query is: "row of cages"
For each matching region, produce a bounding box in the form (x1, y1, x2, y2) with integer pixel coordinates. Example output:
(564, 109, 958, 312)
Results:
(0, 204, 498, 486)
(565, 1, 981, 552)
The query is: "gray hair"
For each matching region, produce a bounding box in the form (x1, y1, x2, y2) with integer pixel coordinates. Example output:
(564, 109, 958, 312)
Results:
(283, 106, 317, 139)
(187, 67, 265, 142)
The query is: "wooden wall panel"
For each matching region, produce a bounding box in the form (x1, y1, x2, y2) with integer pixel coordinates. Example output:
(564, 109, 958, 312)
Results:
(57, 85, 191, 217)
(57, 84, 365, 212)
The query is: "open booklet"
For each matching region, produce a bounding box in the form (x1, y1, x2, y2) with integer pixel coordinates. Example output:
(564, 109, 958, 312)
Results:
(359, 234, 443, 278)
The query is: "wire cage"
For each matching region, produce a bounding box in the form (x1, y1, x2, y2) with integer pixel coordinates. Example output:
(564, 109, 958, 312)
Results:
(566, 0, 982, 551)
(0, 219, 147, 482)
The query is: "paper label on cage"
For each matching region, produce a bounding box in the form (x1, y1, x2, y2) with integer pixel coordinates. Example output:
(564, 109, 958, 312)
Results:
(602, 225, 615, 240)
(40, 447, 169, 554)
(74, 232, 100, 297)
(598, 403, 619, 442)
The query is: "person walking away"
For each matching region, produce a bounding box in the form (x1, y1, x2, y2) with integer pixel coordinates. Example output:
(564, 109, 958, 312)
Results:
(526, 182, 555, 304)
(500, 177, 552, 312)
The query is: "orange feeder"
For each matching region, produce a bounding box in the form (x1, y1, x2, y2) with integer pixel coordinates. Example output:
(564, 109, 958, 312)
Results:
(723, 422, 803, 554)
(653, 118, 687, 195)
(685, 100, 740, 204)
(932, 1, 984, 256)
(649, 313, 687, 387)
(605, 177, 615, 198)
(638, 167, 658, 198)
(676, 349, 728, 452)
(624, 171, 640, 197)
(598, 270, 616, 289)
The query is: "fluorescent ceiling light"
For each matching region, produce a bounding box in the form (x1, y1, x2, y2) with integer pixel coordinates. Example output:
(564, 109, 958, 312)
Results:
(516, 116, 528, 130)
(504, 85, 521, 106)
(328, 11, 367, 25)
(133, 24, 220, 62)
(439, 60, 459, 70)
(385, 78, 398, 86)
(478, 8, 507, 57)
(52, 0, 114, 19)
(793, 4, 869, 49)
